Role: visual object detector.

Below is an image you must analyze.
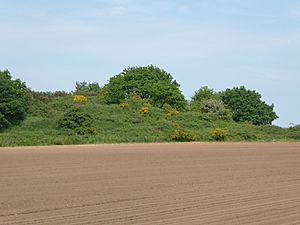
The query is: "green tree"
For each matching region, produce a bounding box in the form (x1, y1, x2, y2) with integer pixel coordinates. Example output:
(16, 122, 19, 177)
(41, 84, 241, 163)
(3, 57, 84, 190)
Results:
(75, 81, 100, 93)
(191, 86, 217, 104)
(0, 70, 30, 130)
(104, 65, 187, 109)
(220, 86, 278, 125)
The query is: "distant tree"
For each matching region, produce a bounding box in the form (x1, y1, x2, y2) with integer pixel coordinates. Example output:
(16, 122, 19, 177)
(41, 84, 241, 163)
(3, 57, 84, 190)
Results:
(0, 70, 30, 130)
(191, 86, 217, 104)
(104, 65, 187, 109)
(220, 86, 278, 125)
(75, 81, 100, 93)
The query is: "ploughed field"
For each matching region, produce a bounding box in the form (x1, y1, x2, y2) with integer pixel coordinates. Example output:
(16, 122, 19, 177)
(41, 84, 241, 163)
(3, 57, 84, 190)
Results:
(0, 143, 300, 225)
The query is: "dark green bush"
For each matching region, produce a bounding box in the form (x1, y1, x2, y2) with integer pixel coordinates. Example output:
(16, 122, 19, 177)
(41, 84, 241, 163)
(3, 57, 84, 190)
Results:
(58, 107, 95, 135)
(0, 70, 30, 130)
(104, 65, 187, 109)
(220, 86, 278, 125)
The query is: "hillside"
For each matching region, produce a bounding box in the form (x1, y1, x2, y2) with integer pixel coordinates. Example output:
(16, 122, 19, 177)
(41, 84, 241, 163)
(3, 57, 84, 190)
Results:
(0, 94, 299, 147)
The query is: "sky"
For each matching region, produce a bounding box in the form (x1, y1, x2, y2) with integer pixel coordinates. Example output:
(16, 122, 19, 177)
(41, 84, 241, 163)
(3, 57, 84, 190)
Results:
(0, 0, 299, 127)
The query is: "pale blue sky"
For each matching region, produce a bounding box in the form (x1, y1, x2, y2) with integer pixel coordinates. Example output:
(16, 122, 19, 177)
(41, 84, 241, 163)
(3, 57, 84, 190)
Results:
(1, 0, 299, 127)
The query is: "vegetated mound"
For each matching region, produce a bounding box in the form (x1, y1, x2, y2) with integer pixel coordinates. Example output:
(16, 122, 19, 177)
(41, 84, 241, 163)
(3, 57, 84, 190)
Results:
(0, 94, 299, 147)
(0, 66, 297, 147)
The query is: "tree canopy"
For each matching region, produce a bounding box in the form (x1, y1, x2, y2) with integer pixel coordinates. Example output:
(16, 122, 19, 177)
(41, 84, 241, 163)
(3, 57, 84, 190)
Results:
(75, 81, 101, 93)
(104, 65, 187, 109)
(220, 86, 278, 125)
(191, 86, 218, 104)
(0, 70, 30, 130)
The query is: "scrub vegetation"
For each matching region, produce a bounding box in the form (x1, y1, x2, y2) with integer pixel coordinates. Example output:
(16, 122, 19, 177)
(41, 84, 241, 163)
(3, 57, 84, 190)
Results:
(0, 67, 299, 147)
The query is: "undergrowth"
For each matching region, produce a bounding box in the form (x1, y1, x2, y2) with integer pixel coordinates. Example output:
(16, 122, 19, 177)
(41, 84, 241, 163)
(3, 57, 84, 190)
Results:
(0, 95, 299, 147)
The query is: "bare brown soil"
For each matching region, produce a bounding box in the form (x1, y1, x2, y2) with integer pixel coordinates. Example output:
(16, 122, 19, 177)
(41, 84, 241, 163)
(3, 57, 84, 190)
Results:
(0, 142, 300, 225)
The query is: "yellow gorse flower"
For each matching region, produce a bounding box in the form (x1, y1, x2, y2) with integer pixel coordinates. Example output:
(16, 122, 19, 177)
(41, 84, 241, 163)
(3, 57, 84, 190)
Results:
(73, 95, 87, 103)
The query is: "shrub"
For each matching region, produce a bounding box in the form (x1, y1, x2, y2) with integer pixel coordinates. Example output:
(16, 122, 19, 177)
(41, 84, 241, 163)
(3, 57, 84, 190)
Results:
(0, 70, 30, 130)
(200, 99, 232, 121)
(58, 107, 95, 135)
(171, 126, 195, 142)
(119, 102, 129, 109)
(0, 113, 10, 131)
(73, 95, 87, 104)
(139, 103, 152, 114)
(139, 106, 150, 114)
(191, 86, 218, 104)
(220, 86, 278, 125)
(211, 128, 228, 141)
(163, 103, 178, 116)
(104, 65, 187, 109)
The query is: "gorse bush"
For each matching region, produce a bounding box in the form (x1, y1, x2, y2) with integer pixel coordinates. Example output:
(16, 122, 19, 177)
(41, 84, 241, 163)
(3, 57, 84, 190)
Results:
(58, 107, 94, 135)
(171, 126, 195, 142)
(139, 107, 150, 114)
(139, 103, 152, 114)
(73, 95, 87, 104)
(211, 128, 228, 141)
(119, 102, 129, 109)
(163, 103, 178, 116)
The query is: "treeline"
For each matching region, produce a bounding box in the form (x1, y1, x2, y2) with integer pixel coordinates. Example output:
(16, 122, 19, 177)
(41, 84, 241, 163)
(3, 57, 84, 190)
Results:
(1, 65, 278, 132)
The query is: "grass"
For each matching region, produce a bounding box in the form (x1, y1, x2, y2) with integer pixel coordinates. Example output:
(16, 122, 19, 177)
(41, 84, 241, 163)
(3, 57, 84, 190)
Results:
(0, 95, 299, 147)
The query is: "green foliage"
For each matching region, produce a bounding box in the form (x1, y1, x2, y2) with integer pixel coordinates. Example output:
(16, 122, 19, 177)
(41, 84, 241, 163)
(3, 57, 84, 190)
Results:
(0, 95, 299, 146)
(220, 86, 278, 125)
(0, 69, 296, 146)
(75, 81, 101, 94)
(171, 126, 195, 142)
(139, 106, 150, 114)
(104, 65, 187, 109)
(163, 103, 179, 116)
(119, 102, 129, 109)
(199, 99, 232, 121)
(0, 113, 10, 130)
(211, 128, 228, 141)
(0, 70, 30, 130)
(58, 107, 95, 135)
(191, 86, 218, 104)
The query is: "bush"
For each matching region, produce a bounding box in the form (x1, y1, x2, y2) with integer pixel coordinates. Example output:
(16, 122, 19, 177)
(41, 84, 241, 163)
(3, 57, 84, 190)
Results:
(139, 106, 150, 114)
(200, 99, 232, 121)
(220, 86, 278, 125)
(73, 95, 87, 104)
(0, 113, 10, 131)
(58, 107, 95, 135)
(163, 103, 179, 116)
(171, 126, 195, 142)
(119, 102, 129, 109)
(0, 70, 30, 130)
(211, 128, 228, 141)
(104, 65, 187, 109)
(191, 86, 218, 104)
